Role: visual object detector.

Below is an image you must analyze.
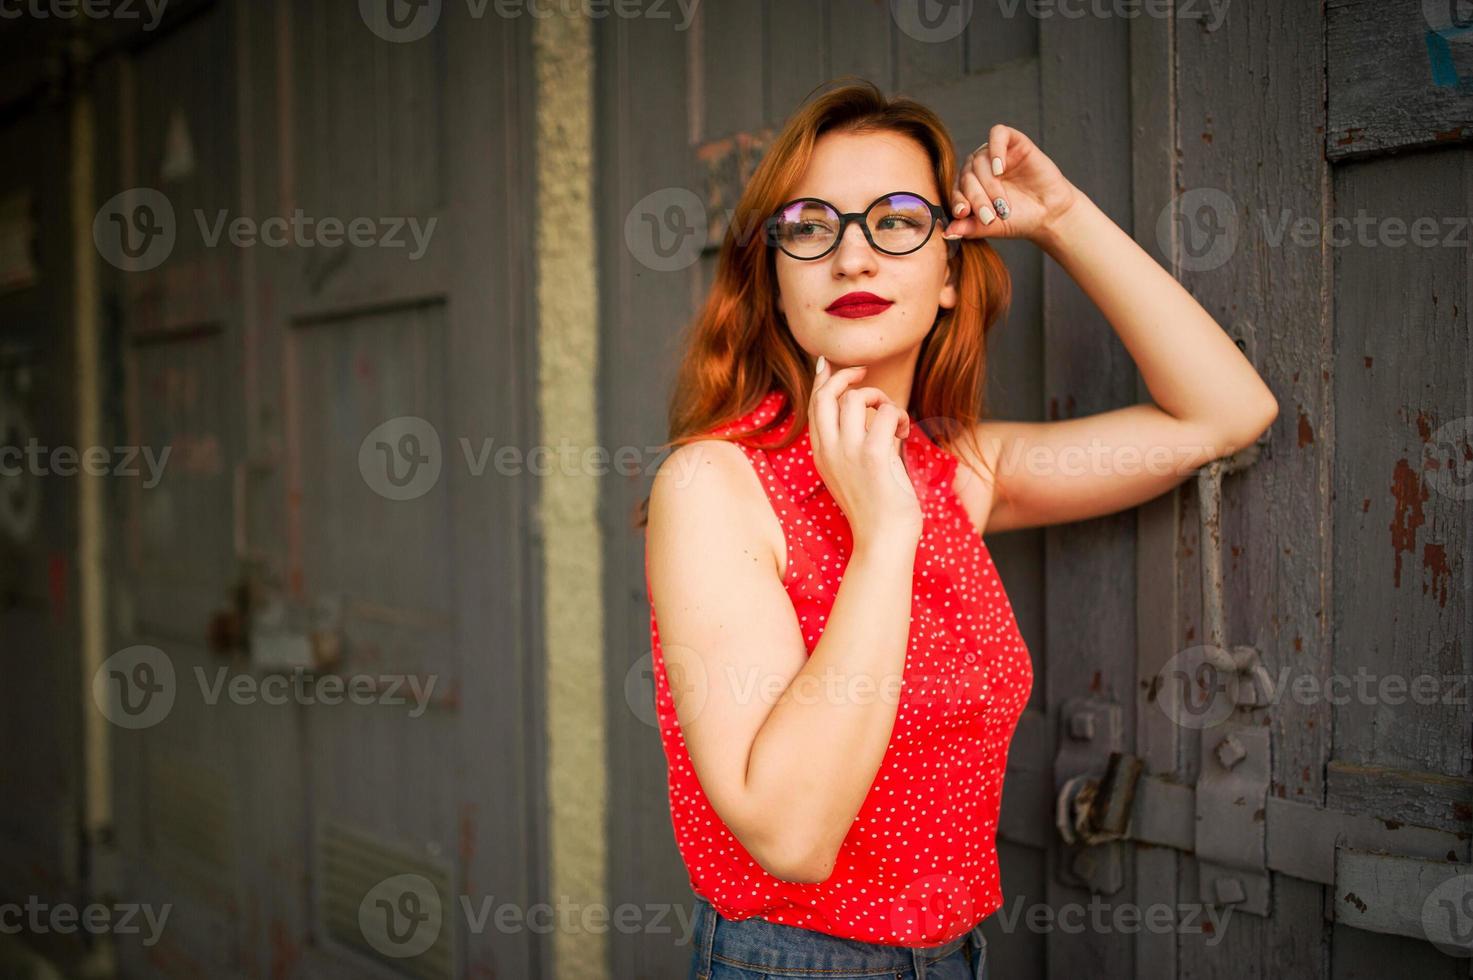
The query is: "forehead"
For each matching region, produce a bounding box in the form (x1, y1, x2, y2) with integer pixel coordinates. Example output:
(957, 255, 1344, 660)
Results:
(787, 129, 939, 208)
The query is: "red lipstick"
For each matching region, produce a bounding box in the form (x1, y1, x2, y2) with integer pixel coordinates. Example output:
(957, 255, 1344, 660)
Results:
(825, 291, 893, 319)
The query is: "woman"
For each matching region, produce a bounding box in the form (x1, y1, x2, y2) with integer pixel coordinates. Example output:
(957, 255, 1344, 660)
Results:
(642, 79, 1277, 980)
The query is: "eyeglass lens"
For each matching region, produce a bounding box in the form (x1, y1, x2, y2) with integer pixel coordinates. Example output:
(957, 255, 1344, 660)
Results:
(771, 193, 936, 258)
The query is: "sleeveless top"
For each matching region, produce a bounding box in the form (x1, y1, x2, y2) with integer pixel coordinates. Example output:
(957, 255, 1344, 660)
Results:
(644, 388, 1034, 947)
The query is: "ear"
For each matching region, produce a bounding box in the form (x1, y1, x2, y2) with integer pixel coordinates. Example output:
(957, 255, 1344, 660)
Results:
(938, 249, 959, 311)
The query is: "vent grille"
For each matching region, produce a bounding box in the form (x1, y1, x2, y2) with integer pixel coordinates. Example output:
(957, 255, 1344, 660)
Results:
(318, 820, 455, 980)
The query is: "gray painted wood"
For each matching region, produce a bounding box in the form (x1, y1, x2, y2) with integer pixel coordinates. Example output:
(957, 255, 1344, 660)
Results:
(1327, 0, 1473, 160)
(1175, 1, 1338, 978)
(597, 8, 699, 980)
(1129, 10, 1182, 980)
(1036, 12, 1138, 979)
(91, 2, 547, 978)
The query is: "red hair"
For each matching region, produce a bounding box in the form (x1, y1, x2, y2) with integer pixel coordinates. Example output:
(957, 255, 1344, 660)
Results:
(635, 77, 1011, 528)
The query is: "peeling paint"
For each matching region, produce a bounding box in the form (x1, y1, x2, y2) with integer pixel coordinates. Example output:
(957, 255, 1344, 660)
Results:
(1388, 458, 1428, 588)
(1422, 542, 1451, 608)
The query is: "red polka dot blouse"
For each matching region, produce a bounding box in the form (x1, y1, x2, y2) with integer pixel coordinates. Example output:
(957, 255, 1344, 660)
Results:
(645, 388, 1034, 947)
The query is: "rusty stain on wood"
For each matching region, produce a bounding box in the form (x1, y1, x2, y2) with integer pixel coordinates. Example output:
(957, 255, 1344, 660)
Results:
(1388, 458, 1428, 589)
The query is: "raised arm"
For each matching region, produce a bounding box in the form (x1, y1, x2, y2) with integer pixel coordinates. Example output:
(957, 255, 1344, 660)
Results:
(945, 124, 1279, 534)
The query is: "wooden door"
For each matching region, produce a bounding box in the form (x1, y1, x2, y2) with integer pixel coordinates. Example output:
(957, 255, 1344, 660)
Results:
(99, 1, 547, 976)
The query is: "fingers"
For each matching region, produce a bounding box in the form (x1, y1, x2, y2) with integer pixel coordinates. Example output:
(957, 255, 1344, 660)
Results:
(959, 171, 997, 229)
(810, 362, 866, 458)
(987, 124, 1010, 177)
(862, 402, 906, 458)
(837, 386, 902, 455)
(953, 125, 1017, 233)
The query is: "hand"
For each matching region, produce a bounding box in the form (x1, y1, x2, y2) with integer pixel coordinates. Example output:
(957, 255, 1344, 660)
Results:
(944, 124, 1082, 247)
(808, 359, 923, 549)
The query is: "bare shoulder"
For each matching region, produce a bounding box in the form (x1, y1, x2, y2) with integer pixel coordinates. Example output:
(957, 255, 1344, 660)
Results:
(946, 421, 1005, 536)
(648, 439, 785, 581)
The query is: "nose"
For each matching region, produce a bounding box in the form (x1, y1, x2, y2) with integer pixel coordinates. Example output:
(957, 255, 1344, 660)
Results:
(830, 218, 879, 277)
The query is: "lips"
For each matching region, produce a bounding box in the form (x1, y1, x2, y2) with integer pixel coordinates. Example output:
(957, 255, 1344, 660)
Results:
(826, 291, 893, 319)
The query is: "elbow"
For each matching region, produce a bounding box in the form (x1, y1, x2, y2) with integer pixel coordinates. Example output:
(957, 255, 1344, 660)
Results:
(1216, 391, 1278, 454)
(750, 830, 838, 885)
(1242, 391, 1279, 446)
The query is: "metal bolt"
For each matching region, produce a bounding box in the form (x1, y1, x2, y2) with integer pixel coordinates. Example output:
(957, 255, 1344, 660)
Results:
(1070, 712, 1096, 741)
(1215, 734, 1247, 769)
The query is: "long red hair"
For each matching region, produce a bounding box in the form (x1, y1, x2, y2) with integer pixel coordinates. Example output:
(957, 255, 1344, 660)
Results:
(635, 77, 1011, 528)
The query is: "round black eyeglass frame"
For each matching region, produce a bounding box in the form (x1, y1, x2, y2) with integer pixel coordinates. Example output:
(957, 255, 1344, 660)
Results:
(764, 190, 953, 260)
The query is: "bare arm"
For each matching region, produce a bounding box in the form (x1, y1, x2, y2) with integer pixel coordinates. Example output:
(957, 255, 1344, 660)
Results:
(647, 441, 918, 882)
(946, 125, 1279, 533)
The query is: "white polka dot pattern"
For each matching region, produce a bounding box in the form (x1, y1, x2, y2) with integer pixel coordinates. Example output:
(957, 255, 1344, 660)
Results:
(645, 389, 1034, 947)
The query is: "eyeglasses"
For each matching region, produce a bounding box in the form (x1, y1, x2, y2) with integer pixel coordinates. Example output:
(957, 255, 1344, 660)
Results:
(764, 190, 951, 260)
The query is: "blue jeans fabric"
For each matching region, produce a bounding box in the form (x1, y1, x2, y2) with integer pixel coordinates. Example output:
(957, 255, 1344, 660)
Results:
(686, 896, 990, 980)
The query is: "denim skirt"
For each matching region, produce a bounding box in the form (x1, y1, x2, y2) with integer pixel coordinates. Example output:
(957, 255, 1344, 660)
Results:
(686, 895, 990, 980)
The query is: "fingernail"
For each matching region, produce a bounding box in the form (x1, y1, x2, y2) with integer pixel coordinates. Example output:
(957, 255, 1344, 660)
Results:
(942, 232, 961, 240)
(980, 207, 996, 225)
(992, 156, 1003, 176)
(816, 354, 826, 374)
(955, 202, 969, 216)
